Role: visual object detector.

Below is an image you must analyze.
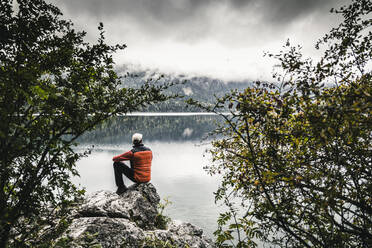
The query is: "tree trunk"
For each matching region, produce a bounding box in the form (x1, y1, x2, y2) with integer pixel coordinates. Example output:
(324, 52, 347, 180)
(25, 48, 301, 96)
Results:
(0, 223, 11, 248)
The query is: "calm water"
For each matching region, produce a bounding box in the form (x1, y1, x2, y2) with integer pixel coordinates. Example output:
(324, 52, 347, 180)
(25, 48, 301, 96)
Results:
(73, 115, 225, 238)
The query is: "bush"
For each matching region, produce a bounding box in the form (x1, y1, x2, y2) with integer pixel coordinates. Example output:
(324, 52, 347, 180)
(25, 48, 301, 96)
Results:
(188, 0, 372, 247)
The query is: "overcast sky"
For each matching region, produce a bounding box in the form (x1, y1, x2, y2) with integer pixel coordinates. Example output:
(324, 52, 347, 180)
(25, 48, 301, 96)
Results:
(49, 0, 350, 81)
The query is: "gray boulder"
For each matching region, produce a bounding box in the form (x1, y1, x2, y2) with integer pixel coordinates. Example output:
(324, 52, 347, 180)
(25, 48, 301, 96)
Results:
(67, 183, 215, 247)
(77, 183, 159, 229)
(145, 220, 214, 248)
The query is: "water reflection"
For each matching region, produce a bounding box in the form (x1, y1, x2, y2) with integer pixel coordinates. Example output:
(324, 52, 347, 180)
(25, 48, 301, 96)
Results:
(78, 115, 222, 144)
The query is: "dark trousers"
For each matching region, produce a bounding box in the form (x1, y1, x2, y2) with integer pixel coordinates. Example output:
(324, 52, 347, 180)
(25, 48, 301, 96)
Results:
(113, 161, 136, 188)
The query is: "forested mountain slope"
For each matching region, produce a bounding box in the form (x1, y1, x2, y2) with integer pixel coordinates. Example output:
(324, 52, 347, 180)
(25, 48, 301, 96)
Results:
(117, 65, 252, 112)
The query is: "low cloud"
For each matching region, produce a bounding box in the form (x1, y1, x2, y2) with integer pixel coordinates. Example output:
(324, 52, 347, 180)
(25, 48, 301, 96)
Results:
(182, 128, 194, 137)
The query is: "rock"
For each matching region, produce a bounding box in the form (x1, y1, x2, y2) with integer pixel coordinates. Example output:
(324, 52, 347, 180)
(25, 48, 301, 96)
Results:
(77, 183, 159, 229)
(67, 183, 215, 247)
(146, 220, 215, 248)
(68, 217, 145, 247)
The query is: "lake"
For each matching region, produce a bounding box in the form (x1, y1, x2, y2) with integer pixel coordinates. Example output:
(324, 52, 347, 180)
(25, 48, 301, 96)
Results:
(73, 115, 225, 238)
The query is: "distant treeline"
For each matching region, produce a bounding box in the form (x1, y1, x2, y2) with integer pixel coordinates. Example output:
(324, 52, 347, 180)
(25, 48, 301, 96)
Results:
(78, 115, 224, 144)
(77, 69, 249, 144)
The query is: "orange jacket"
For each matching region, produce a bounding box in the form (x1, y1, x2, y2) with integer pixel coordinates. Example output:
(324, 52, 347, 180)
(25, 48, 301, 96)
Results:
(112, 144, 153, 182)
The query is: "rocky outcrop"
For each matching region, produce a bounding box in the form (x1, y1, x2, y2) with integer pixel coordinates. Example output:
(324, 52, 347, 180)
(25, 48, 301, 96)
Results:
(66, 183, 215, 247)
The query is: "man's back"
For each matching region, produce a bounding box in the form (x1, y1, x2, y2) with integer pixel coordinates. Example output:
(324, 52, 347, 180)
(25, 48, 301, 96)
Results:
(131, 144, 152, 182)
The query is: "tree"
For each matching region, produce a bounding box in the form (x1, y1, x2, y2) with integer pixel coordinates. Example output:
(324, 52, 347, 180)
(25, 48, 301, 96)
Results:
(188, 0, 371, 247)
(0, 0, 172, 246)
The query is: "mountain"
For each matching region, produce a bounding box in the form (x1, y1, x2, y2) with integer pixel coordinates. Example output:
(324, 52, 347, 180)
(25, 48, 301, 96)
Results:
(116, 65, 253, 112)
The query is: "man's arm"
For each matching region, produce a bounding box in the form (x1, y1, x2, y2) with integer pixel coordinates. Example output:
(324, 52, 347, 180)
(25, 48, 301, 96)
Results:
(112, 151, 133, 162)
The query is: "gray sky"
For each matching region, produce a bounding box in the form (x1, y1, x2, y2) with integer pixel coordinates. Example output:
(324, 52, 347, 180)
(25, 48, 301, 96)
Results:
(50, 0, 350, 81)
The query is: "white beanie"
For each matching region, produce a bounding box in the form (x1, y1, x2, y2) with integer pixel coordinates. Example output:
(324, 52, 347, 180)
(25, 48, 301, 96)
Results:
(132, 133, 143, 144)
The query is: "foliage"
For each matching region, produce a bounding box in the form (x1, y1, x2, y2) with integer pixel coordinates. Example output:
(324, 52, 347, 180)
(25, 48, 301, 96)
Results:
(120, 233, 181, 248)
(213, 197, 261, 248)
(138, 235, 177, 248)
(155, 197, 172, 230)
(76, 232, 102, 248)
(6, 200, 78, 248)
(188, 0, 372, 247)
(0, 0, 172, 246)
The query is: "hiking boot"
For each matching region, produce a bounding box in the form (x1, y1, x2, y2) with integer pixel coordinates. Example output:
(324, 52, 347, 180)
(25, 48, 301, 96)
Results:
(116, 186, 127, 195)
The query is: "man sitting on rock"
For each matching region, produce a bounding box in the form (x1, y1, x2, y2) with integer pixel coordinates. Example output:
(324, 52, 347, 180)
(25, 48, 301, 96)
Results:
(112, 133, 153, 195)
